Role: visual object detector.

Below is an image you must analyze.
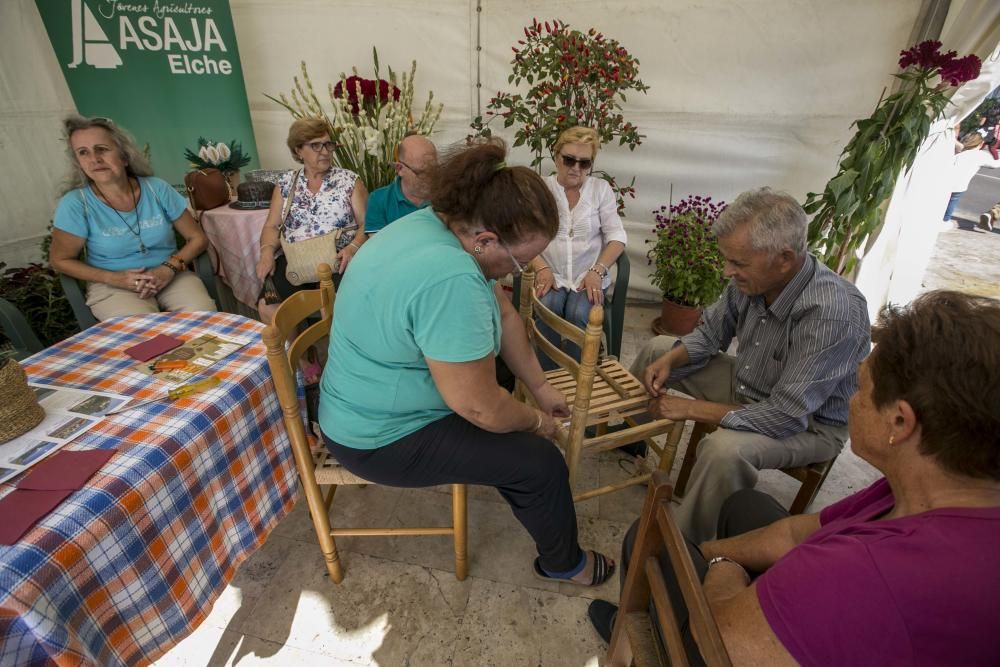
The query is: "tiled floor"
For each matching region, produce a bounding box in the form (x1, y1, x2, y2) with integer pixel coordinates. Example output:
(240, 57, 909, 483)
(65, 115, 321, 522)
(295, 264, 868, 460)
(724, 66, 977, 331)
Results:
(155, 300, 883, 667)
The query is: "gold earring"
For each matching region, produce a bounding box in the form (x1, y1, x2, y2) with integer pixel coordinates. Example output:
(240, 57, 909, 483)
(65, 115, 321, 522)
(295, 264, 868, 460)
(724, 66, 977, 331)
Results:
(474, 245, 483, 254)
(888, 435, 895, 446)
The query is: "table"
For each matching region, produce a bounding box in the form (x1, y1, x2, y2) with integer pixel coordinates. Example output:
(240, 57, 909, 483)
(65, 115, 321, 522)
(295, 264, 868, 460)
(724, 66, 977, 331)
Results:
(0, 311, 298, 666)
(200, 206, 269, 309)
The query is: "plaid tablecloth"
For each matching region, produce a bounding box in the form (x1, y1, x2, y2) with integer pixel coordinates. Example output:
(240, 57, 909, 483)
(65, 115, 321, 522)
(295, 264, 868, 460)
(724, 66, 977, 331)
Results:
(0, 311, 298, 666)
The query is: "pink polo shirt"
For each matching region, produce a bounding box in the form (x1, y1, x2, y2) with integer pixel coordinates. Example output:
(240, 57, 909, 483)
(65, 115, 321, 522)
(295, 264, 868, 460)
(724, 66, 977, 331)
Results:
(756, 478, 1000, 666)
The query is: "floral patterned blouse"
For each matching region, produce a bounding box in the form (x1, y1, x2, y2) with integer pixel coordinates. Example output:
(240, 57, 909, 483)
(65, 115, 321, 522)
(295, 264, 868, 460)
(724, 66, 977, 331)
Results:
(278, 167, 359, 250)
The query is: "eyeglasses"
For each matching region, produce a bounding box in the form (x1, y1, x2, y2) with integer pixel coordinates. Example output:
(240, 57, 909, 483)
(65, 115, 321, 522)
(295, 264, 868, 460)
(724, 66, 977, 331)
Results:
(500, 241, 527, 276)
(559, 153, 593, 171)
(303, 140, 336, 153)
(398, 159, 432, 177)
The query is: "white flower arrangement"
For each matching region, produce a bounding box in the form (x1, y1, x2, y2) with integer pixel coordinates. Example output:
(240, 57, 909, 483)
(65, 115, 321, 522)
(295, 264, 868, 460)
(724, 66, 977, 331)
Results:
(267, 48, 443, 192)
(184, 137, 251, 174)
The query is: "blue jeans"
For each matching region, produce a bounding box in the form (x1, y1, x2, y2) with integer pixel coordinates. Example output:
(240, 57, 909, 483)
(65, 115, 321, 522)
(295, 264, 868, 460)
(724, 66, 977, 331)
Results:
(943, 191, 963, 221)
(536, 286, 605, 370)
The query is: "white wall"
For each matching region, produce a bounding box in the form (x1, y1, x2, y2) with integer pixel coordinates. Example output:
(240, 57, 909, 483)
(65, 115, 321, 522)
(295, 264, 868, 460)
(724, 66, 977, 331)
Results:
(1, 0, 922, 295)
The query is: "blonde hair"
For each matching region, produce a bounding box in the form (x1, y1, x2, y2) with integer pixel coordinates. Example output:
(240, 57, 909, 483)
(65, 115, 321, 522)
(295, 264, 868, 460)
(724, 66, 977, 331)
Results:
(61, 115, 153, 195)
(553, 126, 600, 159)
(286, 117, 332, 162)
(962, 134, 985, 151)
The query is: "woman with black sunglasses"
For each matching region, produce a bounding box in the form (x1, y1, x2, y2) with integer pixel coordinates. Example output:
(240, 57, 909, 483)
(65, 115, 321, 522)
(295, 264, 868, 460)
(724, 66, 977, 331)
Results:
(530, 126, 627, 367)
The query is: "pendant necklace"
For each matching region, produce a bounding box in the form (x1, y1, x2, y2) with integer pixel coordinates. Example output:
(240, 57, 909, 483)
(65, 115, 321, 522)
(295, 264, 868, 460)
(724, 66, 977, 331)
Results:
(93, 178, 146, 254)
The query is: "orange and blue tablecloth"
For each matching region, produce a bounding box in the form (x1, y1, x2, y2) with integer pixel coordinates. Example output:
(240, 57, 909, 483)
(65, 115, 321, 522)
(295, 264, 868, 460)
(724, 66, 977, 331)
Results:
(0, 311, 297, 666)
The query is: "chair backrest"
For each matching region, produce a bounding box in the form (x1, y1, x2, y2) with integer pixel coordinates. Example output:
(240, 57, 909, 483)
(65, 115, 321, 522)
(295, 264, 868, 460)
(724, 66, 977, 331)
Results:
(517, 267, 605, 441)
(262, 263, 336, 505)
(0, 297, 44, 359)
(609, 470, 732, 667)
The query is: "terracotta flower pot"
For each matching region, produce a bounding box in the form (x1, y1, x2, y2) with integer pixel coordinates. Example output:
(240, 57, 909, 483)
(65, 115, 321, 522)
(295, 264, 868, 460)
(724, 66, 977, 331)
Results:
(651, 297, 702, 337)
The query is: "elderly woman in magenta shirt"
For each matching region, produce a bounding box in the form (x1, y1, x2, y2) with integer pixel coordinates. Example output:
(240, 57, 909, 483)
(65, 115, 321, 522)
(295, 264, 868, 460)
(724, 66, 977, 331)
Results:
(530, 126, 627, 366)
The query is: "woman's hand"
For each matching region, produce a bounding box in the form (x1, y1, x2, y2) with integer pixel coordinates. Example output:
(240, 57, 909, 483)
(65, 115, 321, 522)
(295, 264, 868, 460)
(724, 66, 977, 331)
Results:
(116, 269, 151, 294)
(336, 242, 359, 274)
(534, 266, 554, 298)
(577, 270, 604, 305)
(256, 249, 276, 281)
(534, 411, 561, 443)
(137, 266, 175, 299)
(531, 381, 570, 418)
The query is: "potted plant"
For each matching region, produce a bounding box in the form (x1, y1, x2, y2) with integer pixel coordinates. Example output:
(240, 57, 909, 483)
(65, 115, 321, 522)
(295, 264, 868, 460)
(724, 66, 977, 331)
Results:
(267, 48, 443, 192)
(646, 195, 728, 335)
(183, 137, 252, 193)
(470, 18, 649, 214)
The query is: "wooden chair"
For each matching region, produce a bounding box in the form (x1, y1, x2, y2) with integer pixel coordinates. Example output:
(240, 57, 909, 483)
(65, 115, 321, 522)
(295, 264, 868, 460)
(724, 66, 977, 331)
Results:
(674, 422, 839, 515)
(516, 267, 684, 502)
(608, 470, 731, 667)
(262, 263, 468, 584)
(513, 251, 630, 359)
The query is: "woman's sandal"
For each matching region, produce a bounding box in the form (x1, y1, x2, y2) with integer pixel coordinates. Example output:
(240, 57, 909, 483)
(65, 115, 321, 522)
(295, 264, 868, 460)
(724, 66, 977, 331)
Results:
(532, 550, 615, 587)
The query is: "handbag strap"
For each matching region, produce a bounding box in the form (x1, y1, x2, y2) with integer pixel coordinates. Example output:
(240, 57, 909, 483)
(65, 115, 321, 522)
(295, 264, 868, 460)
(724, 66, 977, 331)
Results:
(278, 169, 301, 236)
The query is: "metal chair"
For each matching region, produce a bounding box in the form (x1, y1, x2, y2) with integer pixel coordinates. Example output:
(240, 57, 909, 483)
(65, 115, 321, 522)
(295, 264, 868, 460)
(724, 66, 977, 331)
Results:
(262, 262, 468, 584)
(516, 267, 684, 502)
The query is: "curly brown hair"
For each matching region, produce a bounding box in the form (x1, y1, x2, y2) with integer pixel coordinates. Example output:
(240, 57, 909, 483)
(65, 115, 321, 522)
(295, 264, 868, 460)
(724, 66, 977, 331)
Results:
(427, 138, 558, 243)
(869, 290, 1000, 480)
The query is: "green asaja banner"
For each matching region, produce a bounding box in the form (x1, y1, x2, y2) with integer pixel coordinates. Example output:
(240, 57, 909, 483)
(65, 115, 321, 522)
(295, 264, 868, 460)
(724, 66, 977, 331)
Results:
(35, 0, 259, 190)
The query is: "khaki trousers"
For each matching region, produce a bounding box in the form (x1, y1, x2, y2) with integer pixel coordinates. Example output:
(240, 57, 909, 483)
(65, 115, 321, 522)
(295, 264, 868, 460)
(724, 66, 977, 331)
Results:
(630, 336, 847, 543)
(86, 271, 216, 321)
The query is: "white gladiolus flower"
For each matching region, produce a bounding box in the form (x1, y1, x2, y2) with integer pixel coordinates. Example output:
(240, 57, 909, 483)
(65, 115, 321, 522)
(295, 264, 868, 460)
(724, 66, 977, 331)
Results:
(362, 126, 379, 155)
(206, 145, 221, 164)
(216, 142, 231, 161)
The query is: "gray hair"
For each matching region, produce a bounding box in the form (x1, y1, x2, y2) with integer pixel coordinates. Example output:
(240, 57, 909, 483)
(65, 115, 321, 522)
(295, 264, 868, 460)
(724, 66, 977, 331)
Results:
(712, 187, 807, 255)
(60, 115, 154, 194)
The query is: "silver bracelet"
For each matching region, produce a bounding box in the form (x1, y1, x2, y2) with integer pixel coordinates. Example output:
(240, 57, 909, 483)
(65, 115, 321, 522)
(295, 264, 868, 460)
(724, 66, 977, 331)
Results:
(708, 556, 750, 582)
(533, 411, 544, 433)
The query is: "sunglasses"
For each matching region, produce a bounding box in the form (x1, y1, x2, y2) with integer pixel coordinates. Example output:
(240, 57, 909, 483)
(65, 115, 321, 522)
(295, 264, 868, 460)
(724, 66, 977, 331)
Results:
(303, 140, 337, 153)
(559, 153, 593, 170)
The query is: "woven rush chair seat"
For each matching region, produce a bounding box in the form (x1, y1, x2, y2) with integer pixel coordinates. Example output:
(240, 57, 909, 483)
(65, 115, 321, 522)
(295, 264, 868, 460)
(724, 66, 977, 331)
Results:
(516, 267, 684, 503)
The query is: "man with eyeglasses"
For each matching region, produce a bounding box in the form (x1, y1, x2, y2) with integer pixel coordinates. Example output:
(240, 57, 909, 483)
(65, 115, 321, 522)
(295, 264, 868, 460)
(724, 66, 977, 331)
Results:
(365, 134, 437, 234)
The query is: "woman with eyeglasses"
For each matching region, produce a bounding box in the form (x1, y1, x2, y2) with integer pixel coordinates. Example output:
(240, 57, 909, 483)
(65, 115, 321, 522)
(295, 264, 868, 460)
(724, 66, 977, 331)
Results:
(532, 126, 627, 367)
(256, 117, 368, 321)
(319, 138, 617, 587)
(49, 115, 216, 320)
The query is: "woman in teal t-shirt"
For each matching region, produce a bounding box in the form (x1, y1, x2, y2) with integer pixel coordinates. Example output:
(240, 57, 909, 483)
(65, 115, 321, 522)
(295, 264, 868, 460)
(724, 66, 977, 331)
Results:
(320, 139, 615, 587)
(49, 115, 215, 321)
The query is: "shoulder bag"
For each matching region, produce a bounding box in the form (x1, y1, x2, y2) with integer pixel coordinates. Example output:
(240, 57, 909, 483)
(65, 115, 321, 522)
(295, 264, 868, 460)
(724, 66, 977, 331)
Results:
(279, 169, 344, 285)
(184, 168, 230, 212)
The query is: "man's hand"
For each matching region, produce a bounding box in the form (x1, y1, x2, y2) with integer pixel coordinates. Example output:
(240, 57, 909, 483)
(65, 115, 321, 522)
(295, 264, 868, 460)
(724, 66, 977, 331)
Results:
(531, 381, 570, 418)
(643, 353, 674, 396)
(650, 394, 694, 421)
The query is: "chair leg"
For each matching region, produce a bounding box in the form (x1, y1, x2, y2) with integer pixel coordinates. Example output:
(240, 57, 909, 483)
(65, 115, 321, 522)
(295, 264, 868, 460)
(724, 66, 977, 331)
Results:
(674, 422, 713, 497)
(324, 484, 337, 512)
(657, 421, 685, 474)
(452, 483, 468, 581)
(789, 459, 837, 514)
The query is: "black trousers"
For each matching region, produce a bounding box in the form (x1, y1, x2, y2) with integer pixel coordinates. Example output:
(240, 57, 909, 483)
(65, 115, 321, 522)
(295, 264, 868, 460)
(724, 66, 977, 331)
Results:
(621, 488, 790, 664)
(323, 413, 583, 572)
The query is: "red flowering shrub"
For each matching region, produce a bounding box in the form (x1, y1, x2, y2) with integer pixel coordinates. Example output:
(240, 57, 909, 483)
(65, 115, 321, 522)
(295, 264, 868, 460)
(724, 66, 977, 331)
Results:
(470, 18, 649, 214)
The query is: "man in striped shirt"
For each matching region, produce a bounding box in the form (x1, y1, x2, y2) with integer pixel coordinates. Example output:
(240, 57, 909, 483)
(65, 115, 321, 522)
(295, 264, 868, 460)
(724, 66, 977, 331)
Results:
(632, 187, 870, 543)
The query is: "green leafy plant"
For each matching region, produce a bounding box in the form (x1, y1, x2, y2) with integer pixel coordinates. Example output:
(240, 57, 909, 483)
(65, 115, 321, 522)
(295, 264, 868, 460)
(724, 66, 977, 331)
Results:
(0, 262, 78, 347)
(805, 40, 981, 274)
(183, 137, 252, 174)
(470, 18, 649, 214)
(267, 48, 443, 192)
(647, 195, 728, 307)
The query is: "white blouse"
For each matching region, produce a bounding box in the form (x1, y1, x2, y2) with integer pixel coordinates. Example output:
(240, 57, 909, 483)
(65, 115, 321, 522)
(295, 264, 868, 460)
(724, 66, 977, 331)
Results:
(542, 174, 628, 290)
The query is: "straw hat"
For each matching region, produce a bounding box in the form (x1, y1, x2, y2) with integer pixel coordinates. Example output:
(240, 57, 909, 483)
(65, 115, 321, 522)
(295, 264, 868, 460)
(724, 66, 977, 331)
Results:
(0, 358, 44, 444)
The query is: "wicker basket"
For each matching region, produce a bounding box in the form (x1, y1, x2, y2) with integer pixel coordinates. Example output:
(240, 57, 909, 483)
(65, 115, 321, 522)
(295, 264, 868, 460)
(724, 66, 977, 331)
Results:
(0, 358, 44, 445)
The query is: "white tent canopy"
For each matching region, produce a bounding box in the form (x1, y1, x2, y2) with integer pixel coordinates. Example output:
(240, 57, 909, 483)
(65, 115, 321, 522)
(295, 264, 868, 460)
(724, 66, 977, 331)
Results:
(1, 0, 996, 311)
